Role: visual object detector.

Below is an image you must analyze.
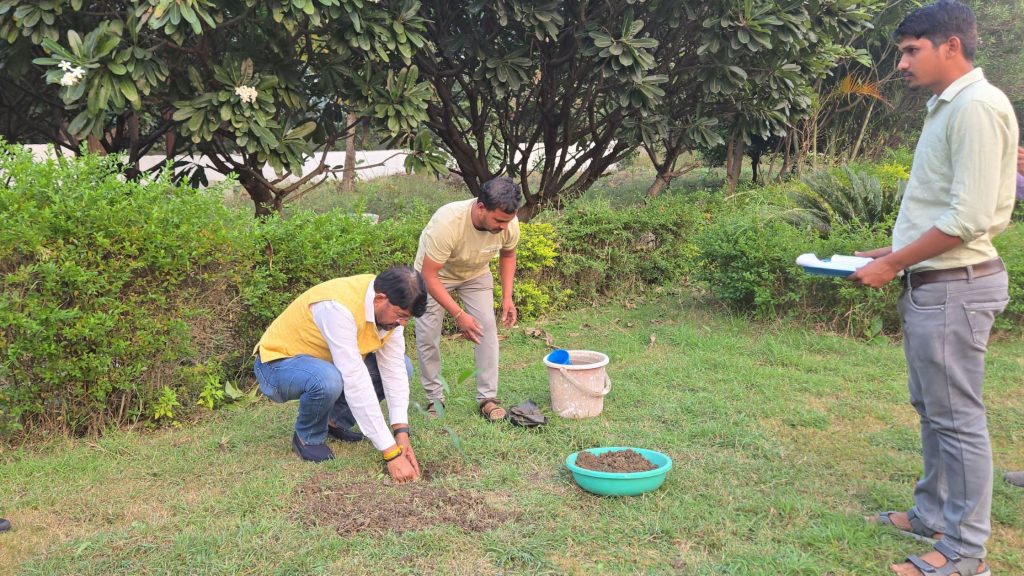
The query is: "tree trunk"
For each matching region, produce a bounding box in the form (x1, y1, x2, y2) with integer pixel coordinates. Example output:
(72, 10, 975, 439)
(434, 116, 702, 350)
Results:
(340, 110, 357, 192)
(811, 114, 819, 169)
(123, 113, 142, 180)
(647, 161, 699, 197)
(848, 100, 876, 163)
(725, 138, 744, 194)
(517, 199, 540, 223)
(786, 130, 802, 177)
(240, 172, 280, 217)
(725, 140, 734, 172)
(164, 109, 176, 158)
(87, 135, 105, 154)
(646, 175, 669, 197)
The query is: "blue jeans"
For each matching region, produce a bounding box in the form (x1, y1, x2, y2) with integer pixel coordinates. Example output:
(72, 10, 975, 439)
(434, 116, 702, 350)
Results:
(253, 353, 413, 445)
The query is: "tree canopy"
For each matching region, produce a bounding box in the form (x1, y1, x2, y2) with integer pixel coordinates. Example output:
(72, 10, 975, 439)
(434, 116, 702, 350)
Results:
(0, 0, 432, 215)
(412, 1, 883, 217)
(2, 0, 900, 218)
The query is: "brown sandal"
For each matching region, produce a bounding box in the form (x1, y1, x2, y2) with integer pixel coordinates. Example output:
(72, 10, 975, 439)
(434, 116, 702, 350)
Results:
(426, 399, 445, 418)
(478, 398, 507, 422)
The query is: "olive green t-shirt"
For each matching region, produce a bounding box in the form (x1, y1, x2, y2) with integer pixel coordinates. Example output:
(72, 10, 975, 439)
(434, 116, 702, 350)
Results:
(893, 68, 1019, 271)
(414, 198, 520, 282)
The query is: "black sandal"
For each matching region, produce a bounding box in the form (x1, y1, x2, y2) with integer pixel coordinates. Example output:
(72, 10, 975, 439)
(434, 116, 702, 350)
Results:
(903, 541, 989, 576)
(869, 510, 943, 543)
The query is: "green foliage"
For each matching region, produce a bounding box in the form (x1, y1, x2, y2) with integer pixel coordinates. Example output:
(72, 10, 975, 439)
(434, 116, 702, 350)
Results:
(222, 379, 259, 409)
(403, 129, 451, 177)
(0, 143, 249, 436)
(1, 0, 435, 214)
(152, 386, 181, 423)
(238, 207, 427, 345)
(539, 193, 713, 300)
(694, 201, 901, 336)
(415, 1, 883, 216)
(695, 204, 811, 314)
(197, 374, 225, 411)
(4, 148, 1016, 440)
(490, 222, 567, 321)
(993, 223, 1024, 332)
(511, 223, 558, 273)
(789, 165, 904, 236)
(509, 280, 557, 322)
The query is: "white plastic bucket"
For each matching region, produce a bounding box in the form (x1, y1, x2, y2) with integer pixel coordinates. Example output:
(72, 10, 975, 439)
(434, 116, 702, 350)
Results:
(544, 350, 611, 418)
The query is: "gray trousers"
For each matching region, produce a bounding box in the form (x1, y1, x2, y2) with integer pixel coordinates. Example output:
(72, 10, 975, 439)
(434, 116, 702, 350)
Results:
(414, 272, 499, 402)
(899, 269, 1009, 559)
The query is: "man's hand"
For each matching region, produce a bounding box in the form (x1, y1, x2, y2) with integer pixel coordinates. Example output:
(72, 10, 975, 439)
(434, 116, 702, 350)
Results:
(854, 246, 893, 259)
(500, 297, 517, 328)
(455, 311, 484, 344)
(394, 430, 421, 478)
(847, 246, 898, 289)
(386, 454, 418, 483)
(849, 256, 900, 289)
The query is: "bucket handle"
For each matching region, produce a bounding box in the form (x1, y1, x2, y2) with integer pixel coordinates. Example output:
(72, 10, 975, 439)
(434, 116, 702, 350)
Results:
(558, 367, 612, 398)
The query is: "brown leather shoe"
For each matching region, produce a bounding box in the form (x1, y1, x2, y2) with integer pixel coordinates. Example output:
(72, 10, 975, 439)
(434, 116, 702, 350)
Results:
(478, 398, 507, 422)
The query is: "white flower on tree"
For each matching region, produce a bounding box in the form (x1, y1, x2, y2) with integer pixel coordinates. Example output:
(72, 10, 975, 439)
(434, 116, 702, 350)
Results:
(234, 85, 258, 104)
(58, 61, 86, 86)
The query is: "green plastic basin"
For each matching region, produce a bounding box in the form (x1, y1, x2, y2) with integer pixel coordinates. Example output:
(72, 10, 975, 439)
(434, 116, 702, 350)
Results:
(565, 447, 672, 496)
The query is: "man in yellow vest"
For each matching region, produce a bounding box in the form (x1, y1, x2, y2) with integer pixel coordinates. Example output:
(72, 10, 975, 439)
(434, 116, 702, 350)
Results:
(254, 265, 426, 482)
(414, 177, 521, 421)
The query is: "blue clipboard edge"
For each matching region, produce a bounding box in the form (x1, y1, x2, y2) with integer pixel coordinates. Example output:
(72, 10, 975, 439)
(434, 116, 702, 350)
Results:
(800, 266, 855, 278)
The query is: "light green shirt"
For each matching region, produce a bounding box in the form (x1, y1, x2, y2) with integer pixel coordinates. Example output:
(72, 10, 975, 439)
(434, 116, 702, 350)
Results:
(893, 68, 1019, 271)
(414, 198, 520, 282)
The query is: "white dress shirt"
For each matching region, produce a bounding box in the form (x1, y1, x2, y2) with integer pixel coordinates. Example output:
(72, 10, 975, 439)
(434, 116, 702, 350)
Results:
(310, 285, 409, 450)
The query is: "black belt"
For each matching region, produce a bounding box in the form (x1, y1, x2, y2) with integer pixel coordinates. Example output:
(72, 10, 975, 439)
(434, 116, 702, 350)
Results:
(903, 258, 1005, 289)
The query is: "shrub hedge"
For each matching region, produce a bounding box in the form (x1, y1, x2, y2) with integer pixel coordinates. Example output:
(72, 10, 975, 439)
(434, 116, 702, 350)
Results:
(537, 193, 715, 300)
(1, 145, 1019, 438)
(0, 146, 249, 436)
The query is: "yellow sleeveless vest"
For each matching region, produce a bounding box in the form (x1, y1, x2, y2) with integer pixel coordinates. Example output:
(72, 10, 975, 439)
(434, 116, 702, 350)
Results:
(256, 275, 393, 363)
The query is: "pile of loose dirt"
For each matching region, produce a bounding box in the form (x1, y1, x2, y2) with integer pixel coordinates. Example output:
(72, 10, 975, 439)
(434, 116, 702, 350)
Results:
(293, 471, 514, 536)
(575, 449, 657, 473)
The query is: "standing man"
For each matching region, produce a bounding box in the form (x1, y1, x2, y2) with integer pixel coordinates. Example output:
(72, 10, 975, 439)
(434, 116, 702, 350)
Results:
(852, 2, 1017, 575)
(254, 265, 426, 483)
(415, 177, 521, 421)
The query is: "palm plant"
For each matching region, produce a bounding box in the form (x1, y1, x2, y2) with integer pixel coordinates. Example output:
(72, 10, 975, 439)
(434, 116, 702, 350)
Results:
(789, 165, 904, 236)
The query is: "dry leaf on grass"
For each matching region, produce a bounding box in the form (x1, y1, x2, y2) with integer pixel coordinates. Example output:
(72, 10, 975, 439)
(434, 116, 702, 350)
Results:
(524, 327, 554, 347)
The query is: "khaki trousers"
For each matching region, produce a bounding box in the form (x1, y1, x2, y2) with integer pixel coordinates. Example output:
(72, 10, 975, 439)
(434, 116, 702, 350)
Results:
(414, 272, 499, 402)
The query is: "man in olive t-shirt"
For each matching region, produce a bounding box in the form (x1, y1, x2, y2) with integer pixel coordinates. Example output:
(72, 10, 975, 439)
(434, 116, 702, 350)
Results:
(414, 177, 521, 421)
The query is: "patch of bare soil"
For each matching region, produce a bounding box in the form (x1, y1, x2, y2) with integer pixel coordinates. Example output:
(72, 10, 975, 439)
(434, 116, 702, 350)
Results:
(575, 449, 657, 473)
(294, 471, 515, 536)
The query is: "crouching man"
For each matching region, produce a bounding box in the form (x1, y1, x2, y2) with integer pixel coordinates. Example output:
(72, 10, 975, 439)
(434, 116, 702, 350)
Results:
(253, 265, 427, 483)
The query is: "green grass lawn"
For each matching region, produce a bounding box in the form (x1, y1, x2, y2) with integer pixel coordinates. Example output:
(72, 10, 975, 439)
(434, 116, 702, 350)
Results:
(2, 293, 1022, 575)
